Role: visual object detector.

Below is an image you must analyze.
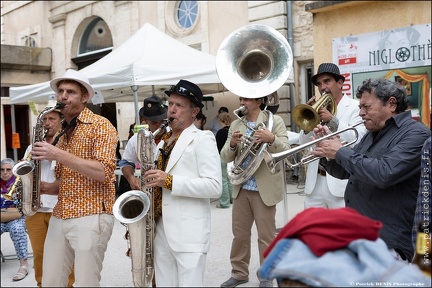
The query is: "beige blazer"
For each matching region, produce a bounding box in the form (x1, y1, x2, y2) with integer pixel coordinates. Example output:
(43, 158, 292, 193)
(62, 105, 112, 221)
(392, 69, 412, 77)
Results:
(220, 111, 290, 206)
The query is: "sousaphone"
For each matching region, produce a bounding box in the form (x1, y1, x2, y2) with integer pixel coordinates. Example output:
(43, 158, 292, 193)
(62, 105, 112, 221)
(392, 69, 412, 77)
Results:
(215, 24, 293, 185)
(216, 24, 293, 98)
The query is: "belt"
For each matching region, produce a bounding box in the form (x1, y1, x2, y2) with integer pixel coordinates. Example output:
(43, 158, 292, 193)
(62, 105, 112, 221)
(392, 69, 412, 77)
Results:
(317, 168, 326, 176)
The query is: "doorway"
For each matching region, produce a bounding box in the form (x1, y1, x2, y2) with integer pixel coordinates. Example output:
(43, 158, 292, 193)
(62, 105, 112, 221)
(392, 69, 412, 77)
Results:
(3, 105, 30, 160)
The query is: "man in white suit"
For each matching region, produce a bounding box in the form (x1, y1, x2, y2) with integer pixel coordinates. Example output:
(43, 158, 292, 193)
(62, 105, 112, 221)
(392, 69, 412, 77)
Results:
(144, 79, 222, 287)
(299, 63, 366, 208)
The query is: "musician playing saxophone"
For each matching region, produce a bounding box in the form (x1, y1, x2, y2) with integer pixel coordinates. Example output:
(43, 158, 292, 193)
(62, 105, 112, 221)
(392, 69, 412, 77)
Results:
(119, 95, 169, 192)
(143, 79, 222, 287)
(220, 95, 289, 288)
(31, 69, 118, 287)
(23, 101, 75, 287)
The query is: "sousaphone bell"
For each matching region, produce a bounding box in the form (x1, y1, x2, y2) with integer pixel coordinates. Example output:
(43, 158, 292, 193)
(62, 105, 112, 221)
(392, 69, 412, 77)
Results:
(216, 24, 293, 98)
(215, 24, 293, 185)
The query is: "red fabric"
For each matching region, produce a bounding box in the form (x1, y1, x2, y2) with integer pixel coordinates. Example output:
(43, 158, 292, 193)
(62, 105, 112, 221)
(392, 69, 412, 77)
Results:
(264, 207, 383, 257)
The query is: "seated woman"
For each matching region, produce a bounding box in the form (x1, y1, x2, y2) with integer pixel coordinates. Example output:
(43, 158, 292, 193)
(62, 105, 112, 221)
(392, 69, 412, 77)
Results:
(1, 158, 29, 281)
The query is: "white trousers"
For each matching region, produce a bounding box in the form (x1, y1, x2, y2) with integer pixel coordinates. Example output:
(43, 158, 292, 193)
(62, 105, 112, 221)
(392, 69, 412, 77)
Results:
(154, 218, 207, 287)
(304, 174, 345, 209)
(42, 214, 114, 287)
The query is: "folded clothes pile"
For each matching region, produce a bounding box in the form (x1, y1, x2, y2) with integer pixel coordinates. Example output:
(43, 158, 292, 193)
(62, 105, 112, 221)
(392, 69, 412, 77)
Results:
(259, 207, 430, 287)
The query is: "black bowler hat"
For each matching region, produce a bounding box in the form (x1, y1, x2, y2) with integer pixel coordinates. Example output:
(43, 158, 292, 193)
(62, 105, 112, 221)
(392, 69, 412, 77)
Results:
(165, 79, 204, 108)
(311, 63, 345, 86)
(139, 95, 167, 121)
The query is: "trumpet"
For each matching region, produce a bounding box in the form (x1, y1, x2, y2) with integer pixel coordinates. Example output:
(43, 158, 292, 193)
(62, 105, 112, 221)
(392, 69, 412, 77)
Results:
(264, 121, 364, 173)
(3, 176, 21, 201)
(292, 93, 337, 132)
(3, 152, 32, 201)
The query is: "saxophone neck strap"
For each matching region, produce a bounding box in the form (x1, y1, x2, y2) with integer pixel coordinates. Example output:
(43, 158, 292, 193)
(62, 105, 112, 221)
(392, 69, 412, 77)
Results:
(52, 116, 78, 146)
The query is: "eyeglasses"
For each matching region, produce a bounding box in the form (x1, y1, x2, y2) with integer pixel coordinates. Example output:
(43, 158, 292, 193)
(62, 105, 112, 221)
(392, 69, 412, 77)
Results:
(1, 168, 12, 172)
(169, 85, 197, 101)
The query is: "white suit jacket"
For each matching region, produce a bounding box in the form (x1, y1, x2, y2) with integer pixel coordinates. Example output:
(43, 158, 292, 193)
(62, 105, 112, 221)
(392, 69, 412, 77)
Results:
(160, 124, 222, 253)
(299, 95, 366, 197)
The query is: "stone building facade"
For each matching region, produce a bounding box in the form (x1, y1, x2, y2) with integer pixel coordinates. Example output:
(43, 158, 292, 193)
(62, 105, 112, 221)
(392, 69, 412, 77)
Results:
(2, 1, 429, 161)
(1, 1, 314, 160)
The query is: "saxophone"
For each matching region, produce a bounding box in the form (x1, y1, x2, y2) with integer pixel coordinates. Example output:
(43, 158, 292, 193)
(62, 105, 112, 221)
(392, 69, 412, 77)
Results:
(10, 103, 65, 216)
(113, 118, 171, 287)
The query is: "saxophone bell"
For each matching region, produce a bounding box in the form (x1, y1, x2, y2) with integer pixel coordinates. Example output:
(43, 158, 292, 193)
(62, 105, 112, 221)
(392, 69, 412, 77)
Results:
(113, 124, 157, 287)
(113, 190, 150, 224)
(113, 190, 151, 287)
(12, 160, 36, 216)
(12, 103, 64, 216)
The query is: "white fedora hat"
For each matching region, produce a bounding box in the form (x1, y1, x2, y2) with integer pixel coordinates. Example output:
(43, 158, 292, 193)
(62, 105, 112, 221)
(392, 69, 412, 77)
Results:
(50, 69, 94, 99)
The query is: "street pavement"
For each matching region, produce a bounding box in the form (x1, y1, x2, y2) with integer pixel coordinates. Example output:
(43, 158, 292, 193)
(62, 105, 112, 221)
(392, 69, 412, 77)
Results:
(1, 181, 306, 287)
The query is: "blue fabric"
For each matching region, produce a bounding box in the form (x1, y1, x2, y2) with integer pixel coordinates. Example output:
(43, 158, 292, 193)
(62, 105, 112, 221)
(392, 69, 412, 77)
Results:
(0, 197, 15, 209)
(258, 238, 431, 287)
(1, 217, 28, 259)
(241, 122, 258, 191)
(117, 158, 135, 168)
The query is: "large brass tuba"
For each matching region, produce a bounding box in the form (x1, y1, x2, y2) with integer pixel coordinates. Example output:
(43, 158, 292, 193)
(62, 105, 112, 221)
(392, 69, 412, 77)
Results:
(215, 24, 293, 185)
(216, 24, 293, 98)
(10, 103, 64, 216)
(113, 119, 171, 287)
(292, 92, 337, 132)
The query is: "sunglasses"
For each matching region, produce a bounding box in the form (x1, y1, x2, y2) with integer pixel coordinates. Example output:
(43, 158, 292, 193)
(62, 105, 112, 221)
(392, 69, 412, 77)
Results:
(169, 85, 197, 101)
(1, 168, 12, 172)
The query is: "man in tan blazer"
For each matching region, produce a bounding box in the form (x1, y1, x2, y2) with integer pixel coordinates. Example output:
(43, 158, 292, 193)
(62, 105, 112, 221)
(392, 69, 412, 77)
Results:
(220, 95, 289, 288)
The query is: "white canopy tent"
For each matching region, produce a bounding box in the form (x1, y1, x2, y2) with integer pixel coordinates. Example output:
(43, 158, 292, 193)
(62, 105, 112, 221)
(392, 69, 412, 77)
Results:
(9, 23, 224, 123)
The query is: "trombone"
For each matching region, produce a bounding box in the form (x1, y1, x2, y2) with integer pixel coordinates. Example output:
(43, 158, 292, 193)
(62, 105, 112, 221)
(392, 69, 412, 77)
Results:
(264, 121, 364, 173)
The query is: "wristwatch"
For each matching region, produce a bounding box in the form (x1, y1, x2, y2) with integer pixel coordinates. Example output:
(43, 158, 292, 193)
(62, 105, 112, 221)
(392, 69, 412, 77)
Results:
(326, 117, 339, 133)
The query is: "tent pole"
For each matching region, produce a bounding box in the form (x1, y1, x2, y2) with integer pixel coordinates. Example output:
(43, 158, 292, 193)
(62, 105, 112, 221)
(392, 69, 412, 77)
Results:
(131, 85, 140, 124)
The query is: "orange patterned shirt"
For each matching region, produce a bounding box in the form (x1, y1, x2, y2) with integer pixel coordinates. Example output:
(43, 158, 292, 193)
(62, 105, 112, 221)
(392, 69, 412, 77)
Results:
(54, 107, 118, 219)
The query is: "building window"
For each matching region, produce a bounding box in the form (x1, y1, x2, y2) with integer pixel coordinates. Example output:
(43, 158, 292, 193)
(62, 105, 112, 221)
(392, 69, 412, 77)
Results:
(176, 1, 198, 29)
(165, 1, 200, 37)
(24, 36, 36, 48)
(78, 17, 113, 55)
